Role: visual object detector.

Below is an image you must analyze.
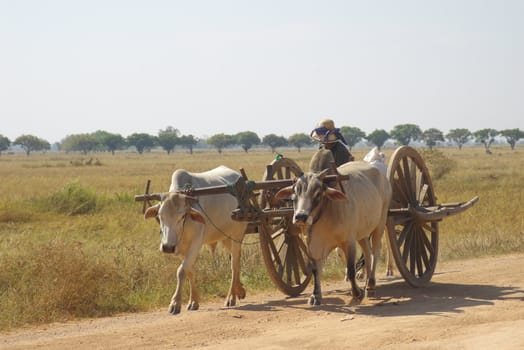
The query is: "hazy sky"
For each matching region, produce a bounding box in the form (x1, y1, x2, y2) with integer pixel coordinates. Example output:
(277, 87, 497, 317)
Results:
(1, 0, 523, 143)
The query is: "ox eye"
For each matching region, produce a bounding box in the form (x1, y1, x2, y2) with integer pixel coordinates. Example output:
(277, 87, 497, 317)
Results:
(312, 190, 322, 205)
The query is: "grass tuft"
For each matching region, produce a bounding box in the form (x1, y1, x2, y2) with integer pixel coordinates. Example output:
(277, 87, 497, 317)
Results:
(43, 180, 104, 215)
(0, 240, 133, 328)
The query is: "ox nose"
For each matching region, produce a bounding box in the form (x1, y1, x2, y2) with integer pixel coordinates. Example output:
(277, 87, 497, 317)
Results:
(160, 244, 175, 254)
(294, 213, 309, 223)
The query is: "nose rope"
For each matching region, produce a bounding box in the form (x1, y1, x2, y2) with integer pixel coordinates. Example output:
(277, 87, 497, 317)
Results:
(162, 213, 187, 249)
(176, 213, 187, 247)
(159, 213, 186, 251)
(311, 196, 325, 225)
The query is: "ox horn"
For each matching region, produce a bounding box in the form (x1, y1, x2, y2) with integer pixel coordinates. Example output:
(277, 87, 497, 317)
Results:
(318, 168, 330, 180)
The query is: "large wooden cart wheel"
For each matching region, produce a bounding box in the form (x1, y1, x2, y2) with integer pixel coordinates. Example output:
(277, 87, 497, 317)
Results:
(259, 157, 312, 296)
(386, 146, 439, 287)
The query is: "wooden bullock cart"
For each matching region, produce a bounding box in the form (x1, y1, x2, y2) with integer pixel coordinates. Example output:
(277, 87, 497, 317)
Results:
(135, 146, 478, 295)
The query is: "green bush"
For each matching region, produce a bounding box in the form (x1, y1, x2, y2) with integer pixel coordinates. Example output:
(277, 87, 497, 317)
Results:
(45, 181, 104, 215)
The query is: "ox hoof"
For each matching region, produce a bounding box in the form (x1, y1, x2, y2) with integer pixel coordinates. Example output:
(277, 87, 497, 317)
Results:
(351, 288, 365, 301)
(308, 295, 321, 306)
(385, 268, 394, 277)
(187, 301, 199, 311)
(366, 288, 376, 298)
(168, 303, 181, 315)
(225, 298, 236, 307)
(238, 287, 246, 300)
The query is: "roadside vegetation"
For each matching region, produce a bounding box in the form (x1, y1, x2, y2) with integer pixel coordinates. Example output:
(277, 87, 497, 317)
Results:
(0, 146, 523, 330)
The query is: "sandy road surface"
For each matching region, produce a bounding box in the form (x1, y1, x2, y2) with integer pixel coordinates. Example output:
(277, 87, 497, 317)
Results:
(2, 253, 524, 350)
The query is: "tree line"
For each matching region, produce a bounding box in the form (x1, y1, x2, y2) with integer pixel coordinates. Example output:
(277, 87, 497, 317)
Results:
(1, 124, 523, 156)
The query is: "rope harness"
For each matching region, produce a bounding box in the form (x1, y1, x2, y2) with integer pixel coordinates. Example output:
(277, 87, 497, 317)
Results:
(194, 202, 261, 246)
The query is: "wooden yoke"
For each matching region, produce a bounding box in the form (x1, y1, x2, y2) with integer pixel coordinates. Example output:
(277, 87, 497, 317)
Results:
(135, 173, 349, 222)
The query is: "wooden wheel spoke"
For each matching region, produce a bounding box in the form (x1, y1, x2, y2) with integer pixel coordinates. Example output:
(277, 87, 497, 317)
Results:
(409, 157, 419, 197)
(394, 166, 412, 203)
(277, 243, 288, 278)
(420, 224, 436, 256)
(398, 221, 413, 247)
(419, 229, 431, 272)
(295, 238, 309, 275)
(414, 228, 424, 277)
(401, 224, 414, 264)
(408, 228, 419, 275)
(401, 157, 415, 201)
(415, 168, 423, 203)
(270, 227, 285, 240)
(276, 236, 286, 258)
(393, 177, 410, 206)
(284, 239, 296, 283)
(276, 168, 284, 179)
(266, 231, 283, 267)
(272, 219, 289, 232)
(286, 241, 301, 285)
(418, 184, 428, 204)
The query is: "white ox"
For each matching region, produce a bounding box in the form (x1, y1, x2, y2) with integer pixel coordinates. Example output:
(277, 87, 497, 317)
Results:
(144, 165, 248, 314)
(276, 161, 392, 305)
(310, 148, 395, 279)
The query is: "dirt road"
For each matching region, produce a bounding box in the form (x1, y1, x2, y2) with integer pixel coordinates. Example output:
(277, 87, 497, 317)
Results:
(2, 253, 524, 349)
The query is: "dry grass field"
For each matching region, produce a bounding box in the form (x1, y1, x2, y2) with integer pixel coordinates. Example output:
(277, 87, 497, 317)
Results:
(0, 146, 523, 330)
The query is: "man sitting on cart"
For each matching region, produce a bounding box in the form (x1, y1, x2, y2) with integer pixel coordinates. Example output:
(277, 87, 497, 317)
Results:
(310, 118, 354, 166)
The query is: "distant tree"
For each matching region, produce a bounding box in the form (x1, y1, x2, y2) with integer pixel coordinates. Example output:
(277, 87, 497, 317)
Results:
(262, 134, 288, 153)
(287, 133, 311, 152)
(61, 134, 100, 154)
(127, 133, 156, 154)
(390, 124, 422, 146)
(179, 134, 198, 154)
(207, 133, 234, 153)
(92, 130, 126, 155)
(13, 134, 50, 156)
(473, 128, 498, 154)
(235, 131, 260, 153)
(366, 129, 390, 150)
(0, 135, 10, 155)
(446, 128, 471, 150)
(500, 128, 524, 150)
(340, 126, 365, 152)
(157, 126, 180, 155)
(422, 128, 445, 150)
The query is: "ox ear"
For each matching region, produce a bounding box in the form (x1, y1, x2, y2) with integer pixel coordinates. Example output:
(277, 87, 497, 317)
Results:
(325, 187, 347, 201)
(188, 208, 205, 224)
(275, 185, 294, 200)
(144, 204, 160, 219)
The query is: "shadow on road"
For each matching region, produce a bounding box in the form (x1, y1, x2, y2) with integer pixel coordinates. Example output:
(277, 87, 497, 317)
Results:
(234, 278, 524, 317)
